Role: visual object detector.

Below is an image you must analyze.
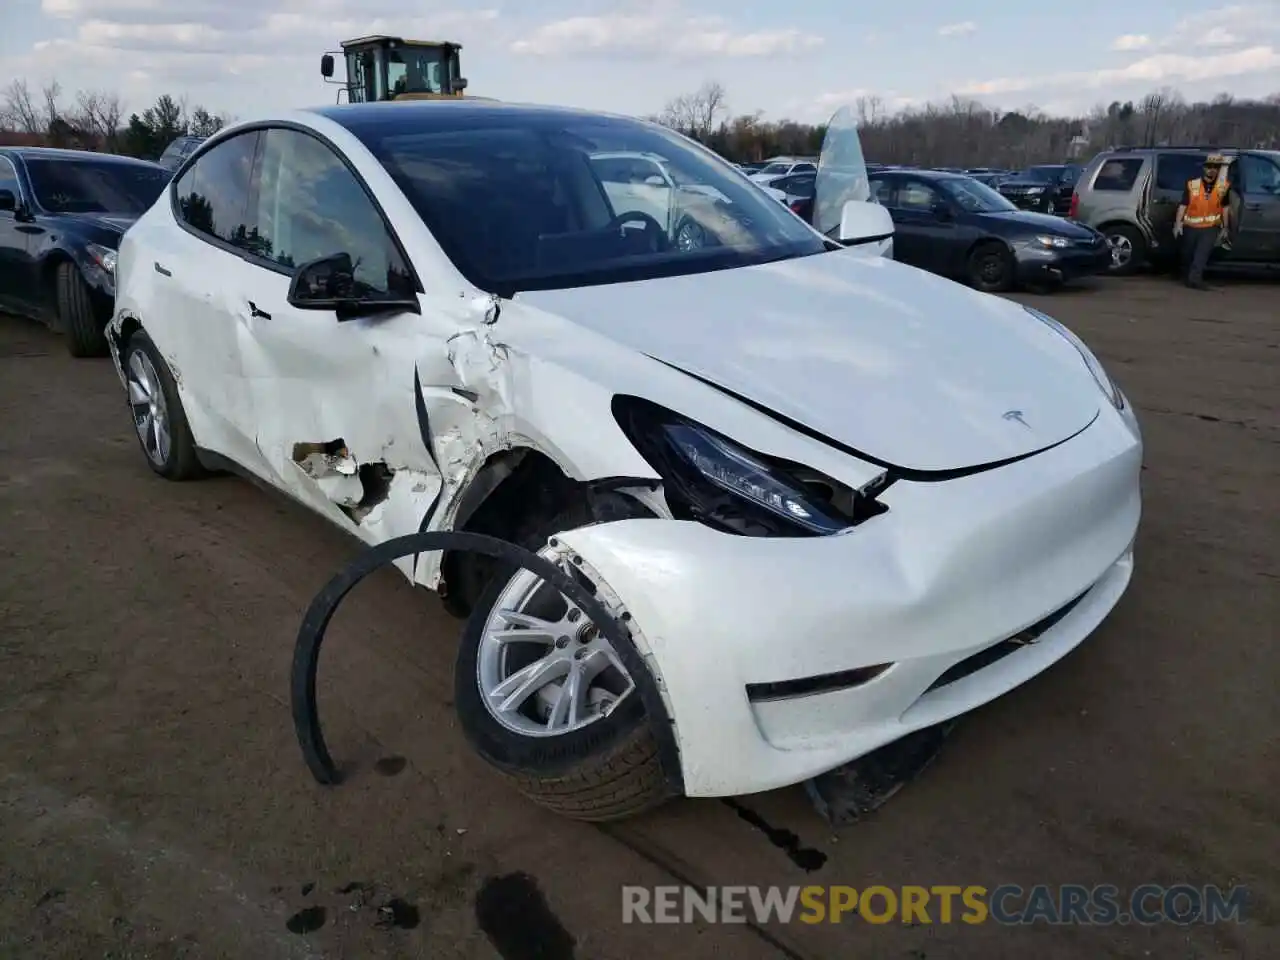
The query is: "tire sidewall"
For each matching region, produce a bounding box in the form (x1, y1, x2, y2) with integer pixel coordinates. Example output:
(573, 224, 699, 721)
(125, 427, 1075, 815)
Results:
(969, 243, 1012, 292)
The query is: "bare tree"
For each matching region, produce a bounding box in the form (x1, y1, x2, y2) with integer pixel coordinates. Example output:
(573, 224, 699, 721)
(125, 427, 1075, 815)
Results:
(1, 79, 41, 133)
(41, 80, 62, 130)
(657, 81, 727, 139)
(67, 90, 125, 149)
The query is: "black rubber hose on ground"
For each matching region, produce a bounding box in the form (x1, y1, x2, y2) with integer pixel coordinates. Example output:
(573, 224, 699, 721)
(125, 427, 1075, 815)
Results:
(290, 531, 636, 786)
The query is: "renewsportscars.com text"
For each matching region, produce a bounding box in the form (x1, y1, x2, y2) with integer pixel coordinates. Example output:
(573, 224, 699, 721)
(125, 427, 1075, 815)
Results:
(622, 884, 1248, 926)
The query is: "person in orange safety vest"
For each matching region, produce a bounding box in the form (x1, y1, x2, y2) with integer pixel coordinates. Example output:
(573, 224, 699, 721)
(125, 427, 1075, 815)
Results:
(1172, 154, 1233, 290)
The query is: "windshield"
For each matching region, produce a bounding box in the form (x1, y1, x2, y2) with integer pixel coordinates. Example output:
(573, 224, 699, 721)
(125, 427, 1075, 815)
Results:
(27, 158, 168, 214)
(756, 161, 793, 176)
(942, 177, 1018, 212)
(1021, 166, 1062, 183)
(353, 110, 826, 293)
(388, 46, 446, 95)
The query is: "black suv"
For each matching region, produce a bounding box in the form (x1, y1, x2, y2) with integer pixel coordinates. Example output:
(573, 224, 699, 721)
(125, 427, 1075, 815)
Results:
(997, 164, 1082, 215)
(1069, 146, 1280, 274)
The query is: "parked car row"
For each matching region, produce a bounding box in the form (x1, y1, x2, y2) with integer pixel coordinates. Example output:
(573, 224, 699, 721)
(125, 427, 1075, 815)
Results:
(0, 146, 171, 355)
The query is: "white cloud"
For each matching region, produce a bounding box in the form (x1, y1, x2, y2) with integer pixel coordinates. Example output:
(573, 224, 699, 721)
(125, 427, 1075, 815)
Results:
(511, 11, 823, 59)
(1197, 26, 1242, 46)
(1111, 34, 1151, 51)
(937, 21, 976, 37)
(957, 44, 1280, 96)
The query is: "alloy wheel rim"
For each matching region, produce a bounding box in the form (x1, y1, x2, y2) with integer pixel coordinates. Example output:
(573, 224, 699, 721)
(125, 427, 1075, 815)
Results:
(126, 349, 171, 467)
(476, 547, 636, 737)
(1108, 235, 1132, 267)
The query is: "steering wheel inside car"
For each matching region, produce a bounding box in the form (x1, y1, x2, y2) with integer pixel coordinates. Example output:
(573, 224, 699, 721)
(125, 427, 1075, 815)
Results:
(607, 211, 669, 253)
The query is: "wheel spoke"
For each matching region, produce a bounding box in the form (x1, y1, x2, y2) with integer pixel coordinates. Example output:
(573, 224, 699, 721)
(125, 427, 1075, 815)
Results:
(127, 379, 149, 407)
(155, 417, 171, 463)
(545, 664, 586, 730)
(490, 656, 569, 713)
(496, 609, 559, 632)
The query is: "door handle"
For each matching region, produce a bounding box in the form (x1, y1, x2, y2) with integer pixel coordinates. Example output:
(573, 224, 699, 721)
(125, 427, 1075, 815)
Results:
(154, 262, 171, 277)
(247, 300, 271, 320)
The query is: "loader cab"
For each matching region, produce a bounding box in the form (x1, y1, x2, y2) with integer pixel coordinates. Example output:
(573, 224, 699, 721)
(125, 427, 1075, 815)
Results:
(321, 36, 468, 103)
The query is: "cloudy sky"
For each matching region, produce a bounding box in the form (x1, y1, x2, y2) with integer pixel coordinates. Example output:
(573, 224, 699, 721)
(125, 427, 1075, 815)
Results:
(3, 0, 1279, 123)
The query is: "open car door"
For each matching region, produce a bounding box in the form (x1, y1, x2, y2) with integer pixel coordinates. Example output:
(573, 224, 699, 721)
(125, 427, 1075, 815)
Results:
(814, 105, 894, 258)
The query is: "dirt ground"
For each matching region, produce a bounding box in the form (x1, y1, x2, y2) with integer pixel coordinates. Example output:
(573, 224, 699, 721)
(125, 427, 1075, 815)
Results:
(1, 275, 1277, 960)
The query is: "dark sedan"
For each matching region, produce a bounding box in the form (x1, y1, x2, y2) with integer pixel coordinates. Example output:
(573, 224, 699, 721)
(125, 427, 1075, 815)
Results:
(766, 171, 816, 222)
(0, 147, 169, 356)
(868, 170, 1112, 292)
(996, 163, 1081, 215)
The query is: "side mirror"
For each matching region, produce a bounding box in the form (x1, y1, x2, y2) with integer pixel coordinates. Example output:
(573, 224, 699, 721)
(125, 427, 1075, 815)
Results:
(287, 252, 420, 321)
(836, 199, 894, 248)
(0, 189, 15, 212)
(454, 77, 468, 92)
(643, 175, 666, 186)
(320, 54, 335, 79)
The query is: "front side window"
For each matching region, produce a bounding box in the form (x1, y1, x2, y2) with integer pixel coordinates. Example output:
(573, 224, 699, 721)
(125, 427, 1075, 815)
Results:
(173, 131, 258, 246)
(898, 180, 941, 210)
(251, 127, 412, 299)
(26, 158, 169, 214)
(869, 177, 895, 205)
(347, 111, 826, 293)
(1155, 153, 1206, 191)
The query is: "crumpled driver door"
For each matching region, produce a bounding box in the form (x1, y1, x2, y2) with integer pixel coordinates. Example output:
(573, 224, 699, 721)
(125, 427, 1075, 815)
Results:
(234, 266, 453, 582)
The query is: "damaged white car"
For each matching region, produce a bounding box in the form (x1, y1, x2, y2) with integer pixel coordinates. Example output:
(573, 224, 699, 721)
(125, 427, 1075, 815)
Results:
(107, 100, 1141, 821)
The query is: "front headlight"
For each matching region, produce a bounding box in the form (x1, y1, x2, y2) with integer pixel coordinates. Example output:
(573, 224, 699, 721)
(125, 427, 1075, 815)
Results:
(1036, 235, 1070, 249)
(86, 243, 117, 274)
(1026, 186, 1045, 194)
(1023, 305, 1123, 409)
(612, 396, 885, 537)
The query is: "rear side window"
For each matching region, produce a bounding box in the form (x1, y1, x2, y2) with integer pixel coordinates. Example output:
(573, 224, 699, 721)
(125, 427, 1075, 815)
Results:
(173, 132, 259, 248)
(1092, 158, 1143, 191)
(1155, 153, 1206, 191)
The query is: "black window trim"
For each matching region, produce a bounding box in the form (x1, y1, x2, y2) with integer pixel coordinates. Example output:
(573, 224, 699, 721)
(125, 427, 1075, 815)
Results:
(168, 119, 424, 294)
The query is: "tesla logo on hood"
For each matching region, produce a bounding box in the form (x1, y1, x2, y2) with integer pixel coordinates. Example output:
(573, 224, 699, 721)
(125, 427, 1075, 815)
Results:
(1003, 410, 1031, 428)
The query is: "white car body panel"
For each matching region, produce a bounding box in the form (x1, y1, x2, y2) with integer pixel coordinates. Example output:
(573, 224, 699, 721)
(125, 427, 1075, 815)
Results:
(518, 252, 1100, 472)
(108, 105, 1143, 801)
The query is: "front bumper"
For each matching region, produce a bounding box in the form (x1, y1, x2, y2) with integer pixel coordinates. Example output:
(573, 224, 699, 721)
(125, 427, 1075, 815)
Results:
(559, 404, 1142, 798)
(1015, 243, 1114, 283)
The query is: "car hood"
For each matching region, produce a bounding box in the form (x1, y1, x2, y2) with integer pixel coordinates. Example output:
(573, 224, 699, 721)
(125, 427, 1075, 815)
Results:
(517, 252, 1102, 473)
(980, 211, 1097, 237)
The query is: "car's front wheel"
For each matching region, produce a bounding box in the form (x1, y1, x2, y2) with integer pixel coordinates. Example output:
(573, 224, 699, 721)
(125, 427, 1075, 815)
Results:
(121, 330, 205, 481)
(967, 241, 1014, 293)
(55, 262, 109, 358)
(454, 500, 672, 821)
(1103, 224, 1145, 276)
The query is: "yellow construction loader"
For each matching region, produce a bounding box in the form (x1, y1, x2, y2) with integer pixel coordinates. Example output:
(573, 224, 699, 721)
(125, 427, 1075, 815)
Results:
(321, 36, 468, 102)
